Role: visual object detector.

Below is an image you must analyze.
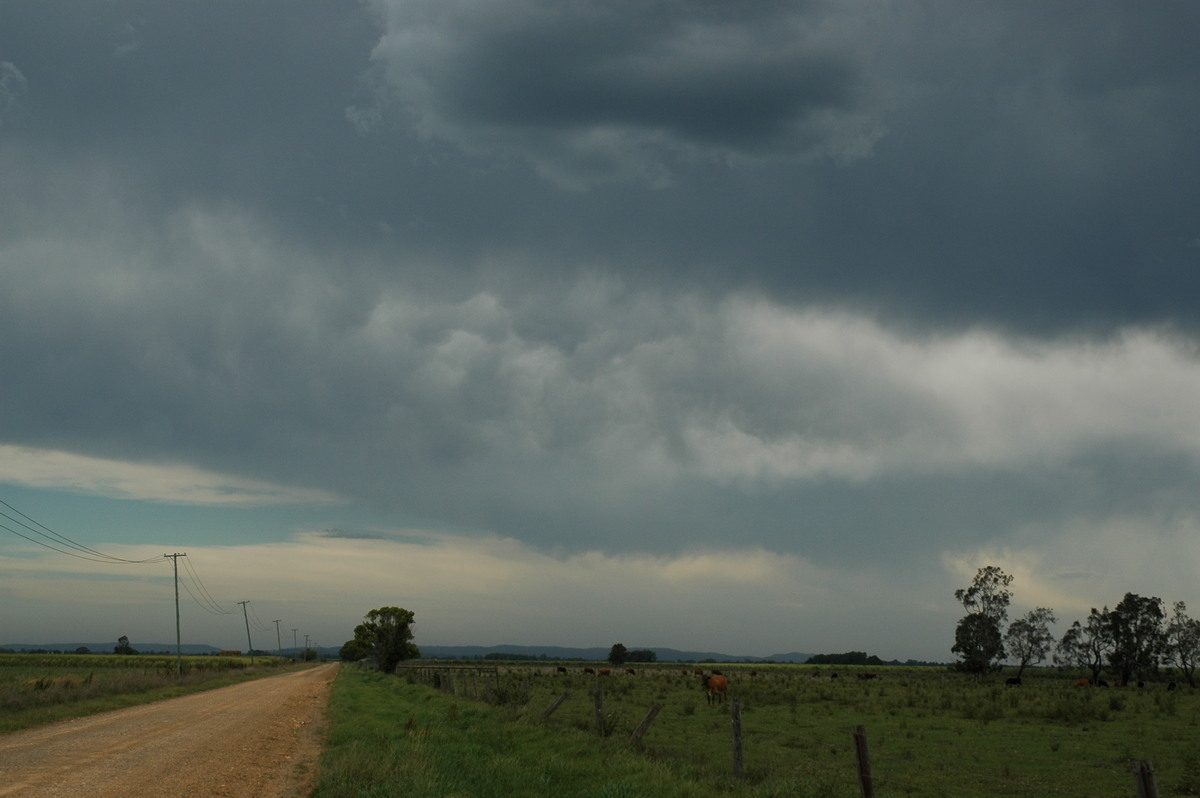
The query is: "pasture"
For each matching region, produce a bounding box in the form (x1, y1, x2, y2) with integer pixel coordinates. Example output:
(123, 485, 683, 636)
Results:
(316, 662, 1200, 797)
(0, 652, 291, 733)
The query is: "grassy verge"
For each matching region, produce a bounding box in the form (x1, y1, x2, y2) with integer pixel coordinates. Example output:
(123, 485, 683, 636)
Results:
(312, 666, 820, 798)
(0, 654, 304, 733)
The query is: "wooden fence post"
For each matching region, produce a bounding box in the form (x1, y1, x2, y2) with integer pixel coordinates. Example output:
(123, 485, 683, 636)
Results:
(594, 686, 605, 736)
(852, 725, 874, 798)
(542, 691, 570, 720)
(731, 699, 744, 779)
(629, 703, 663, 746)
(1132, 760, 1159, 798)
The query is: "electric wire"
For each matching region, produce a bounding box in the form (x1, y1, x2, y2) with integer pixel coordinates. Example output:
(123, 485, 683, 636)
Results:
(246, 601, 274, 632)
(0, 498, 164, 564)
(179, 554, 234, 615)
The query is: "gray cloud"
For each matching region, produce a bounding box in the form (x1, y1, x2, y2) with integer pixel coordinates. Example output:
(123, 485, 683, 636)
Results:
(3, 0, 1200, 627)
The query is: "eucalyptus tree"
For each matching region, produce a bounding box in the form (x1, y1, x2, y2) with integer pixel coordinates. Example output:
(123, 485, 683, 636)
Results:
(1055, 608, 1113, 684)
(1107, 593, 1165, 685)
(1165, 601, 1200, 687)
(1004, 607, 1057, 678)
(952, 566, 1013, 674)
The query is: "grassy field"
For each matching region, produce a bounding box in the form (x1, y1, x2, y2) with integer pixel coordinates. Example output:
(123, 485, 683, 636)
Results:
(0, 652, 295, 733)
(314, 662, 1200, 797)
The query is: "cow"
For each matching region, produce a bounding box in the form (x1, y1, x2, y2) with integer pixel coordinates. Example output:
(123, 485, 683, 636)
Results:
(598, 669, 612, 676)
(681, 670, 690, 676)
(858, 672, 878, 681)
(556, 666, 568, 674)
(1168, 681, 1178, 691)
(701, 673, 728, 704)
(624, 668, 637, 676)
(1005, 677, 1022, 687)
(1097, 680, 1109, 688)
(749, 670, 758, 678)
(710, 669, 724, 676)
(1074, 678, 1090, 687)
(583, 667, 596, 675)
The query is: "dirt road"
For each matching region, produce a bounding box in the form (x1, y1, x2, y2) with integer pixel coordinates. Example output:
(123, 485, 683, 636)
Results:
(0, 663, 337, 798)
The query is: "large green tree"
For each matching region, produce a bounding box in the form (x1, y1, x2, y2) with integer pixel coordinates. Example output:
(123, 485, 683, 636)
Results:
(347, 606, 419, 673)
(952, 566, 1013, 674)
(1107, 593, 1165, 685)
(1004, 607, 1057, 678)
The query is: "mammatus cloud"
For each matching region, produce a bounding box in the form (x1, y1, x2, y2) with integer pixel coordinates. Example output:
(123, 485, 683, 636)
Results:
(359, 0, 884, 188)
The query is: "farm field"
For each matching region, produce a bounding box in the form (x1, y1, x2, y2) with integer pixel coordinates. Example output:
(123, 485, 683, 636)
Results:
(0, 652, 294, 733)
(316, 662, 1200, 797)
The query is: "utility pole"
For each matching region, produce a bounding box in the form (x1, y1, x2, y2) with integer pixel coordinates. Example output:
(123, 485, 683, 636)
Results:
(237, 601, 255, 665)
(304, 633, 311, 661)
(273, 619, 282, 657)
(164, 553, 186, 676)
(292, 628, 298, 660)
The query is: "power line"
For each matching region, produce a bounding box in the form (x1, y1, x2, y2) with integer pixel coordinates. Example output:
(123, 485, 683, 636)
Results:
(179, 554, 234, 615)
(0, 498, 164, 564)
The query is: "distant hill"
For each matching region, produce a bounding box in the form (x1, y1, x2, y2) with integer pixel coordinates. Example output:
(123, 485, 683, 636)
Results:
(1, 642, 222, 655)
(417, 644, 814, 663)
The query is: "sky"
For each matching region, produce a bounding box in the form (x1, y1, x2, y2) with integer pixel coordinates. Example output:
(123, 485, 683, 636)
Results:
(2, 1, 1199, 661)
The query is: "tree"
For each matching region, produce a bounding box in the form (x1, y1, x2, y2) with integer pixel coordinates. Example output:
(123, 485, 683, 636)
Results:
(347, 607, 419, 673)
(1055, 608, 1113, 684)
(608, 643, 628, 666)
(952, 612, 1005, 675)
(1003, 607, 1057, 678)
(952, 566, 1013, 674)
(338, 638, 371, 663)
(1107, 593, 1165, 684)
(114, 635, 137, 655)
(954, 565, 1014, 624)
(1164, 601, 1200, 688)
(626, 649, 657, 663)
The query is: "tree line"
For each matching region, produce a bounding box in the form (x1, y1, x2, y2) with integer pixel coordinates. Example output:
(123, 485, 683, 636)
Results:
(953, 566, 1200, 685)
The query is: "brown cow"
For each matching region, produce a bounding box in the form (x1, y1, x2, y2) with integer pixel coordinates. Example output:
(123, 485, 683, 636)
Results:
(701, 673, 729, 704)
(1074, 678, 1090, 687)
(625, 668, 636, 675)
(598, 669, 612, 676)
(556, 666, 567, 674)
(583, 667, 596, 675)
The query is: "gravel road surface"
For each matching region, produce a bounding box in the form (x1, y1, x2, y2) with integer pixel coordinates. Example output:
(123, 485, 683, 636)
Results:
(0, 663, 337, 798)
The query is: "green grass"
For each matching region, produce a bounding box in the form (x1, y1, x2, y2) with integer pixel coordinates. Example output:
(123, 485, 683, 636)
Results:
(314, 664, 1200, 797)
(0, 652, 297, 733)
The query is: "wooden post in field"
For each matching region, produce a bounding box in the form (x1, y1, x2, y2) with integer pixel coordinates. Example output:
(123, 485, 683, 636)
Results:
(629, 703, 663, 746)
(1132, 760, 1159, 798)
(731, 699, 744, 778)
(593, 686, 605, 736)
(542, 691, 570, 720)
(853, 725, 874, 798)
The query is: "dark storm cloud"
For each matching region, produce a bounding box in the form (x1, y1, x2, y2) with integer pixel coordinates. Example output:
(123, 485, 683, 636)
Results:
(5, 0, 1200, 583)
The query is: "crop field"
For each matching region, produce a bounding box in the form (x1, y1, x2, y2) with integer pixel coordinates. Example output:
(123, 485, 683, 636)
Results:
(319, 662, 1200, 797)
(0, 652, 290, 733)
